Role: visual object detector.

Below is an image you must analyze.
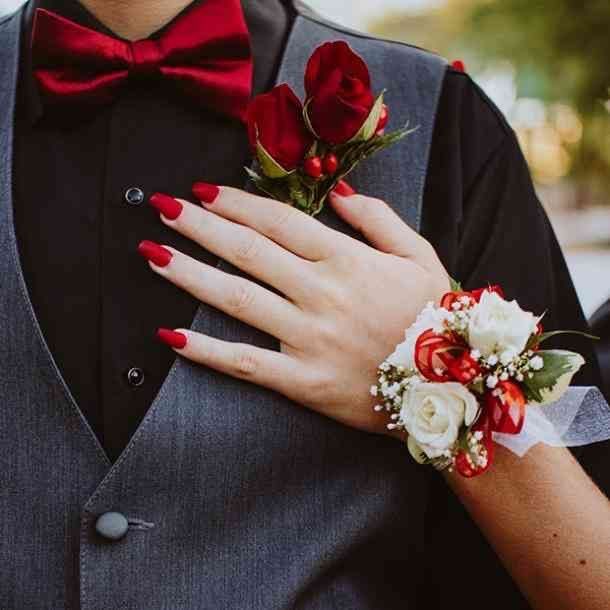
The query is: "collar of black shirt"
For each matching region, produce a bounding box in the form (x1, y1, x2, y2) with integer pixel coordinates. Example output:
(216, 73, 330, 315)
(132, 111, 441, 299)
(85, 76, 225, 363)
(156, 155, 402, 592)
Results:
(18, 0, 297, 126)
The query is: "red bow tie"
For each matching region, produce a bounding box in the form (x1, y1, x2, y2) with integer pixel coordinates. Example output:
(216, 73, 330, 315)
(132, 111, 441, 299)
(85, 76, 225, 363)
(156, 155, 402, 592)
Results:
(31, 0, 253, 122)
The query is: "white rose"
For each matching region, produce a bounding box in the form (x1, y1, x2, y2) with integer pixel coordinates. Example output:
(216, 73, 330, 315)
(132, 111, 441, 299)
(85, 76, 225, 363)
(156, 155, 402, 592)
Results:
(387, 302, 451, 370)
(468, 290, 539, 358)
(400, 382, 479, 459)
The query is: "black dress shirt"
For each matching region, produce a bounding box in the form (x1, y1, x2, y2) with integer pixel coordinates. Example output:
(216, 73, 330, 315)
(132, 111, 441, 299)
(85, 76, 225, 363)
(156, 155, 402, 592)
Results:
(14, 0, 604, 472)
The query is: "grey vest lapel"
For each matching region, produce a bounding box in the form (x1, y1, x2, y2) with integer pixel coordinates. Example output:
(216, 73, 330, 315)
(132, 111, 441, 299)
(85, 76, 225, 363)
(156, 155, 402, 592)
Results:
(0, 8, 110, 609)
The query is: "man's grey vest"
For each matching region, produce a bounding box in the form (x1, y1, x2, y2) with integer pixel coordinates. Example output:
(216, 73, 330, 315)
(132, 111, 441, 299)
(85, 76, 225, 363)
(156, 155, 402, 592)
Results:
(0, 2, 447, 608)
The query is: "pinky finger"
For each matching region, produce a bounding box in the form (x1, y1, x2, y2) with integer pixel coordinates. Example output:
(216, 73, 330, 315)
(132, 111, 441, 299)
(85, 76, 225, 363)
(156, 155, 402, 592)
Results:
(161, 328, 300, 397)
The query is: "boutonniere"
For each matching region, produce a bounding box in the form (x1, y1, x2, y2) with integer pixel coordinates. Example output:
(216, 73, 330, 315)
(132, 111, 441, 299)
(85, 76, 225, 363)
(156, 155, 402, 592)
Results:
(245, 41, 415, 216)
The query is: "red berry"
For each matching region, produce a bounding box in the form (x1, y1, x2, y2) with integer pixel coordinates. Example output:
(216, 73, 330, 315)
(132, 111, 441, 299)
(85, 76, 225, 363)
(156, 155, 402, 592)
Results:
(303, 156, 323, 179)
(322, 153, 339, 174)
(376, 104, 389, 133)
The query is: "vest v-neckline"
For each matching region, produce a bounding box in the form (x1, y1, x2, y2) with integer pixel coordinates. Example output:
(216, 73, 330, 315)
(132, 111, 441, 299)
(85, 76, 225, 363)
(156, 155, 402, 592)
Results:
(0, 9, 307, 468)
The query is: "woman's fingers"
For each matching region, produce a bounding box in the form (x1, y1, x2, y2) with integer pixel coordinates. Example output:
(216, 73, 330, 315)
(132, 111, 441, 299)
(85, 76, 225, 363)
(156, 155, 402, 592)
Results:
(165, 329, 304, 400)
(150, 194, 315, 300)
(139, 241, 306, 345)
(328, 189, 436, 262)
(191, 183, 352, 260)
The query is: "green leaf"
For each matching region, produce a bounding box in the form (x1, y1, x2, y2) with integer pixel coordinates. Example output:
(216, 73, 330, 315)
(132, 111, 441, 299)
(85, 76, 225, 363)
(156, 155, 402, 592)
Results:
(255, 140, 293, 179)
(522, 349, 585, 404)
(536, 330, 600, 344)
(449, 277, 463, 292)
(347, 90, 387, 143)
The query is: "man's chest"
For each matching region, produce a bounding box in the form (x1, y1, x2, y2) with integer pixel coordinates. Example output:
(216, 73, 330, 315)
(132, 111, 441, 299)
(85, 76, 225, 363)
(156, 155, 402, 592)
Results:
(13, 89, 256, 459)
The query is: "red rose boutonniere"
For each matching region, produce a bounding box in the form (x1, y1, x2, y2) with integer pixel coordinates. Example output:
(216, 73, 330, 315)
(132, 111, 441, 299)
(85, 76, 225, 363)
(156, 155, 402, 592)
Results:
(245, 41, 416, 216)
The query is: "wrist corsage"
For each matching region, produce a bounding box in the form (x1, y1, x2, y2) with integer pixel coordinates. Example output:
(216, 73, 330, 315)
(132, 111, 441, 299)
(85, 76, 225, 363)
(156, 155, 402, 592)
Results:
(245, 41, 415, 216)
(372, 282, 605, 478)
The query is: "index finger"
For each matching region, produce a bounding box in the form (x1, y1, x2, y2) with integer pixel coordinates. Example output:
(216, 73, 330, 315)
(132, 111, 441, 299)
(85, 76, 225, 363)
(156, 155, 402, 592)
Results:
(192, 182, 352, 261)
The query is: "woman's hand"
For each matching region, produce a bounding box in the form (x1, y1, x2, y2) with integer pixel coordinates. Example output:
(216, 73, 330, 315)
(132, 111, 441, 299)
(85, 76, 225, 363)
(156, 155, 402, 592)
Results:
(142, 182, 450, 439)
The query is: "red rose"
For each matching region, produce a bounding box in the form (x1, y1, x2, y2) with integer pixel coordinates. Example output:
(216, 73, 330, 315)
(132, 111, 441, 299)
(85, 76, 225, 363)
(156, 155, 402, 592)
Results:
(440, 285, 505, 311)
(470, 285, 505, 302)
(414, 329, 472, 383)
(304, 41, 375, 144)
(247, 84, 314, 174)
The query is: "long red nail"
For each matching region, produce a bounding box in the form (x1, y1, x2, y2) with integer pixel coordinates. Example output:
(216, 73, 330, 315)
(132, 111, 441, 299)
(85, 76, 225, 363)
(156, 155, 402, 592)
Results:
(157, 328, 187, 349)
(149, 193, 183, 220)
(192, 181, 220, 204)
(332, 180, 357, 196)
(138, 240, 173, 267)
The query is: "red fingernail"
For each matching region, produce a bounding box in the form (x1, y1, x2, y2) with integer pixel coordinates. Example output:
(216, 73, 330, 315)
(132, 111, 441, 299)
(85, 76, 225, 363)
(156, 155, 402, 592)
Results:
(192, 181, 220, 204)
(149, 193, 183, 220)
(137, 240, 173, 267)
(157, 328, 187, 349)
(332, 180, 356, 196)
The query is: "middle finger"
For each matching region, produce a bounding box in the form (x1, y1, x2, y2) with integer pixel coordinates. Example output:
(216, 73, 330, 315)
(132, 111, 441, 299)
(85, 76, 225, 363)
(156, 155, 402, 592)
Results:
(150, 194, 316, 300)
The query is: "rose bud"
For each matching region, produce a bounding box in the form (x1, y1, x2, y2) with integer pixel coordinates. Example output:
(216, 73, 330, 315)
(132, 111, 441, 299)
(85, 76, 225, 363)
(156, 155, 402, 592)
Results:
(470, 285, 505, 302)
(247, 84, 314, 178)
(304, 41, 381, 145)
(376, 104, 389, 134)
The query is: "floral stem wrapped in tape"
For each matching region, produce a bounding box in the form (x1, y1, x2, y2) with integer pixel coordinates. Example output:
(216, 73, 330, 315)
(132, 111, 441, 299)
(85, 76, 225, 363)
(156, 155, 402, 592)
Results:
(372, 282, 610, 478)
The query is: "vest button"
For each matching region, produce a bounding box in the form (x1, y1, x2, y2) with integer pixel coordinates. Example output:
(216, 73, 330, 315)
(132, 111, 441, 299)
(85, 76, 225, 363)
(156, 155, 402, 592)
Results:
(125, 187, 145, 206)
(95, 512, 129, 541)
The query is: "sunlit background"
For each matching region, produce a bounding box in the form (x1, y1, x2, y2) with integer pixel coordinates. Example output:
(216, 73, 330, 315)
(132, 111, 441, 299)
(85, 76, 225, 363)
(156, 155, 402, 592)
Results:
(2, 0, 609, 318)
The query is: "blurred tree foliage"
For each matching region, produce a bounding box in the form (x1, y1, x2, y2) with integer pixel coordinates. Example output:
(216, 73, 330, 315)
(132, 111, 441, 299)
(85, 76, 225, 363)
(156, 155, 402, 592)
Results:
(371, 0, 610, 201)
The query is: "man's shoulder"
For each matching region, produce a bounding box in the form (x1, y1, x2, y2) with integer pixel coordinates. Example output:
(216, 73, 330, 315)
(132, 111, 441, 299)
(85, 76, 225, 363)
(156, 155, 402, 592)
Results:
(289, 0, 445, 66)
(0, 5, 23, 74)
(0, 2, 23, 40)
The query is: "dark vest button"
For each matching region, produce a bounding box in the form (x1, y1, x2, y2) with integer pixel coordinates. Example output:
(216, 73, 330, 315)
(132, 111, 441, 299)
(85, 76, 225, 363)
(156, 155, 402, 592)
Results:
(126, 367, 145, 387)
(125, 187, 145, 205)
(95, 512, 129, 541)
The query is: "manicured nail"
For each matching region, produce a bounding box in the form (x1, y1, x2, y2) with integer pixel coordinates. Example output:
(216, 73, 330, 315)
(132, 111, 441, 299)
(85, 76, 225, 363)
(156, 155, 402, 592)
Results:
(157, 328, 187, 349)
(332, 180, 357, 197)
(192, 181, 220, 204)
(137, 240, 173, 267)
(149, 193, 183, 220)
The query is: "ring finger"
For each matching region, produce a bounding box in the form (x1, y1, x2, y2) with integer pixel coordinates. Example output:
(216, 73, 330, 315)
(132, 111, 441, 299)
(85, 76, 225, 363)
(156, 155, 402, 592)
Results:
(139, 241, 306, 345)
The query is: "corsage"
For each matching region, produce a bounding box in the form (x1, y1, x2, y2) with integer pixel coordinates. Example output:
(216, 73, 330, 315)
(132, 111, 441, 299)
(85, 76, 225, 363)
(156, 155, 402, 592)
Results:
(372, 283, 610, 477)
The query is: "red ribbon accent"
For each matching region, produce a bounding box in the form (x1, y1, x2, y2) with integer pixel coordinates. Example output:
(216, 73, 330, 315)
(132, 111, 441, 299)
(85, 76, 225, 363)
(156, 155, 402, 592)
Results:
(31, 0, 253, 122)
(414, 329, 480, 383)
(484, 381, 526, 435)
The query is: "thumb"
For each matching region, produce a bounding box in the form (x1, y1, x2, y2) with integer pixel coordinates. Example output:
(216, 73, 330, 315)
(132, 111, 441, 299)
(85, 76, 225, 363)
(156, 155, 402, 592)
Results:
(328, 181, 425, 258)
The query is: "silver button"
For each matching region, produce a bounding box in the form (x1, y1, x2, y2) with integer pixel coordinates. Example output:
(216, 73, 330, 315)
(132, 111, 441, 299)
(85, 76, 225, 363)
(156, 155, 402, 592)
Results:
(125, 187, 145, 206)
(95, 511, 129, 541)
(126, 367, 145, 387)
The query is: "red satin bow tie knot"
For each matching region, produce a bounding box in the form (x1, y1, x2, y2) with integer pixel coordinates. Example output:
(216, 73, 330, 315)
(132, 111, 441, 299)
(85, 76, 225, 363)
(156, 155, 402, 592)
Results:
(129, 40, 162, 78)
(31, 0, 253, 122)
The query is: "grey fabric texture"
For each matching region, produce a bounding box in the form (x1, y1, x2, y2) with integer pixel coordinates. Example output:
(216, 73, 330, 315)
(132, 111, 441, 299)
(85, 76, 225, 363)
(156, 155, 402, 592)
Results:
(0, 3, 447, 608)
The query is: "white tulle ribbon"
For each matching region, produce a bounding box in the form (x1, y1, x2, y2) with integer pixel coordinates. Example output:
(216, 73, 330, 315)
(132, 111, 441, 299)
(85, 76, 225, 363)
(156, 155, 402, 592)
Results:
(493, 386, 610, 457)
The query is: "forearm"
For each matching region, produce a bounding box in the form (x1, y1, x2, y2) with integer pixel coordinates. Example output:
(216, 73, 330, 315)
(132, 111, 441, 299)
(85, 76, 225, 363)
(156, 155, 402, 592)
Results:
(444, 442, 610, 610)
